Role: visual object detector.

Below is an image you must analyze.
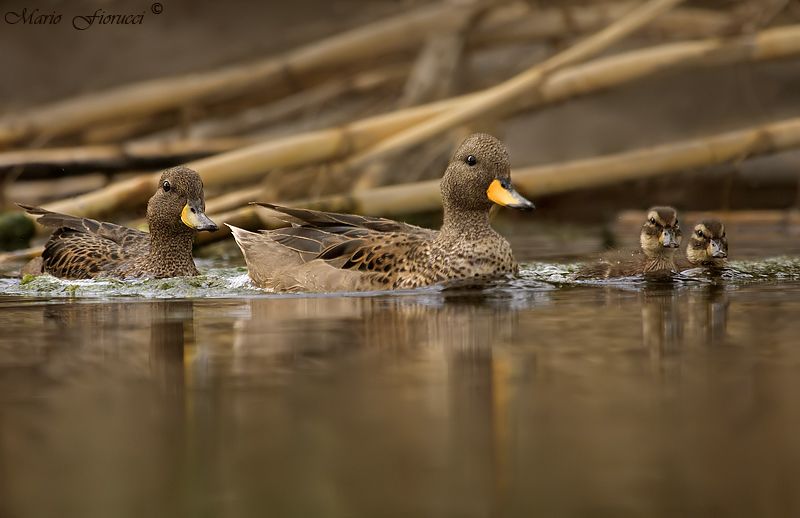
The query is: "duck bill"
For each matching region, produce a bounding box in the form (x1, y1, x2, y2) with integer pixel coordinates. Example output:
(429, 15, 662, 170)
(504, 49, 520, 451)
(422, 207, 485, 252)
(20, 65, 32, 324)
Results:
(487, 179, 535, 211)
(708, 239, 727, 258)
(181, 202, 218, 232)
(660, 229, 679, 248)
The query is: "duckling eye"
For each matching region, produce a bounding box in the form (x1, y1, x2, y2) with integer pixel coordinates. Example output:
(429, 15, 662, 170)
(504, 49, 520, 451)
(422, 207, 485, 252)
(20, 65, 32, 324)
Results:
(162, 181, 171, 192)
(696, 229, 704, 238)
(465, 155, 477, 166)
(649, 217, 656, 225)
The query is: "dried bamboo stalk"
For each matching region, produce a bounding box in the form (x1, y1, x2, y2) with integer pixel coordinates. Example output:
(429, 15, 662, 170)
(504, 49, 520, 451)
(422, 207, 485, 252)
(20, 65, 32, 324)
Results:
(36, 104, 460, 224)
(473, 3, 732, 46)
(0, 1, 731, 148)
(139, 65, 408, 141)
(641, 7, 734, 37)
(81, 114, 175, 145)
(0, 138, 256, 172)
(74, 4, 733, 146)
(238, 117, 800, 220)
(14, 118, 800, 255)
(0, 246, 41, 264)
(205, 185, 264, 215)
(42, 174, 161, 222)
(32, 24, 800, 224)
(5, 174, 107, 206)
(0, 1, 500, 148)
(348, 0, 687, 190)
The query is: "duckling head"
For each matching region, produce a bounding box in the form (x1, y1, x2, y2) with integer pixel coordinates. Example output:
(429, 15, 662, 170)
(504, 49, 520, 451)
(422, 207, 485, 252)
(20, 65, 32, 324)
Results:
(147, 166, 218, 236)
(640, 206, 681, 258)
(687, 219, 728, 266)
(440, 133, 534, 216)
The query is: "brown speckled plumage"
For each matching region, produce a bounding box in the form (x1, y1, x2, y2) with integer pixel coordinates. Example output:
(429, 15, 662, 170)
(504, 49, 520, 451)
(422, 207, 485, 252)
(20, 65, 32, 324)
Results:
(20, 166, 217, 279)
(578, 206, 682, 278)
(230, 133, 534, 292)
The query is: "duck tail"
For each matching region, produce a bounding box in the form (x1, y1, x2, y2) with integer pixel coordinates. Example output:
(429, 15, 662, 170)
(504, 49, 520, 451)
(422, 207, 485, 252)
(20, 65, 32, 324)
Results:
(227, 224, 256, 256)
(227, 224, 296, 287)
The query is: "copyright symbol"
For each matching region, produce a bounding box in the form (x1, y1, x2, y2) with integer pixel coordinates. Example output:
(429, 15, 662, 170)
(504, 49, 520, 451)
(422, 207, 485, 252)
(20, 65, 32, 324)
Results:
(151, 2, 163, 14)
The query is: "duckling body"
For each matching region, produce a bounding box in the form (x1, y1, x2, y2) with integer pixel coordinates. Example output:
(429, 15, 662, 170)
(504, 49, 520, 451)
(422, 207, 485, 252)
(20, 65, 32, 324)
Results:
(678, 218, 728, 270)
(21, 166, 217, 279)
(580, 248, 674, 279)
(231, 133, 534, 292)
(578, 206, 682, 278)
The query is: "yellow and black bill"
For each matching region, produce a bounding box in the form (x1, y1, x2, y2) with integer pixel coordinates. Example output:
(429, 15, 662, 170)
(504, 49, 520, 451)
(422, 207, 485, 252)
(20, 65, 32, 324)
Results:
(181, 200, 218, 232)
(487, 178, 535, 211)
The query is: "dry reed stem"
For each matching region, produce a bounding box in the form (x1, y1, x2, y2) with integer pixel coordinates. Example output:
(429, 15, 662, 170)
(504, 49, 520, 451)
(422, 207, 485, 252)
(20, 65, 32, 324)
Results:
(29, 25, 800, 227)
(347, 0, 687, 190)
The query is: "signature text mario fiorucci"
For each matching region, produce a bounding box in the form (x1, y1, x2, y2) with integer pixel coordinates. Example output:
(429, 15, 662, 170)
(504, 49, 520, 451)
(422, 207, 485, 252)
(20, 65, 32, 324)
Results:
(4, 4, 163, 30)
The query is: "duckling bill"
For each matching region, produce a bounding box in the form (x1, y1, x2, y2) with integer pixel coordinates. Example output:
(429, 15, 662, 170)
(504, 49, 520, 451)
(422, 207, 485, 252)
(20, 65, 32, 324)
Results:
(230, 133, 534, 292)
(578, 206, 682, 278)
(20, 166, 217, 279)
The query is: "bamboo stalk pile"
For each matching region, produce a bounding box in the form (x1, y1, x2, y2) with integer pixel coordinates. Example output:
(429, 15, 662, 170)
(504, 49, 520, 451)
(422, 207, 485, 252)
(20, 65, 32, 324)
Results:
(2, 0, 800, 258)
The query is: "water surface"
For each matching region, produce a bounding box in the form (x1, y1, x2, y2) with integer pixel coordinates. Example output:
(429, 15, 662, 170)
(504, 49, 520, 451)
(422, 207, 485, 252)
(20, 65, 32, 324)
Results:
(2, 261, 800, 517)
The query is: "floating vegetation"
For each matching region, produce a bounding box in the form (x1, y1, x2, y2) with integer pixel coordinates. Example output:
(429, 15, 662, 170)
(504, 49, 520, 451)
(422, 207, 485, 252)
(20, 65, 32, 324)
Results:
(0, 266, 262, 299)
(520, 257, 800, 287)
(1, 257, 799, 300)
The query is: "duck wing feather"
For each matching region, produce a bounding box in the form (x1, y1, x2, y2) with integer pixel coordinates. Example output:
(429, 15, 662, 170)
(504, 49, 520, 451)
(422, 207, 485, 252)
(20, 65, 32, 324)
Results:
(19, 204, 149, 278)
(19, 204, 148, 248)
(255, 203, 435, 270)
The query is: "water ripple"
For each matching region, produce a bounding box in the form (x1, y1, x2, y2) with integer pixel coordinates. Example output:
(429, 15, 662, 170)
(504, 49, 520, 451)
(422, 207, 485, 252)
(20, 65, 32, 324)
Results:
(0, 257, 798, 299)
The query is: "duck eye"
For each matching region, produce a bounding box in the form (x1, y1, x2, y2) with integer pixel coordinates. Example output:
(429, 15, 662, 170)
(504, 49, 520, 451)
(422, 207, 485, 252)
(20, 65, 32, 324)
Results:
(465, 155, 477, 166)
(162, 181, 171, 192)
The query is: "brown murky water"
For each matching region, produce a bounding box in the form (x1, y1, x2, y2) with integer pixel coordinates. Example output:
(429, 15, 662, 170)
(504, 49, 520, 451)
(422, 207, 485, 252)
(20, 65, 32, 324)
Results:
(2, 276, 800, 517)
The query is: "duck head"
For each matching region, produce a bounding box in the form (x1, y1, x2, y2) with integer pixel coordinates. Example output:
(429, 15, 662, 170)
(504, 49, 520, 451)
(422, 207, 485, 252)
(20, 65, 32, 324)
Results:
(147, 166, 218, 236)
(440, 133, 534, 215)
(640, 206, 681, 258)
(687, 219, 728, 266)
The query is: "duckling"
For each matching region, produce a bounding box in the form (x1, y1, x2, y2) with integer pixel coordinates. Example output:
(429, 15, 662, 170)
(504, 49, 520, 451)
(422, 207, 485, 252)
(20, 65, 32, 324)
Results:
(680, 219, 728, 269)
(578, 206, 682, 278)
(229, 133, 535, 292)
(20, 166, 217, 279)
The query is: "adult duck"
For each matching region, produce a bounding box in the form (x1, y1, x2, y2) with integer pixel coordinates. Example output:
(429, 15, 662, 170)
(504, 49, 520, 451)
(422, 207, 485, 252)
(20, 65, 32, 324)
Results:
(230, 133, 534, 292)
(21, 166, 217, 279)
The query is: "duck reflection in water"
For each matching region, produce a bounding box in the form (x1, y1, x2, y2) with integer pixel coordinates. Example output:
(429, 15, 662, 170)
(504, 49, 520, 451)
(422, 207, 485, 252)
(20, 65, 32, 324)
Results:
(35, 300, 192, 396)
(149, 301, 192, 396)
(641, 287, 684, 356)
(685, 283, 730, 347)
(640, 283, 730, 361)
(226, 291, 539, 513)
